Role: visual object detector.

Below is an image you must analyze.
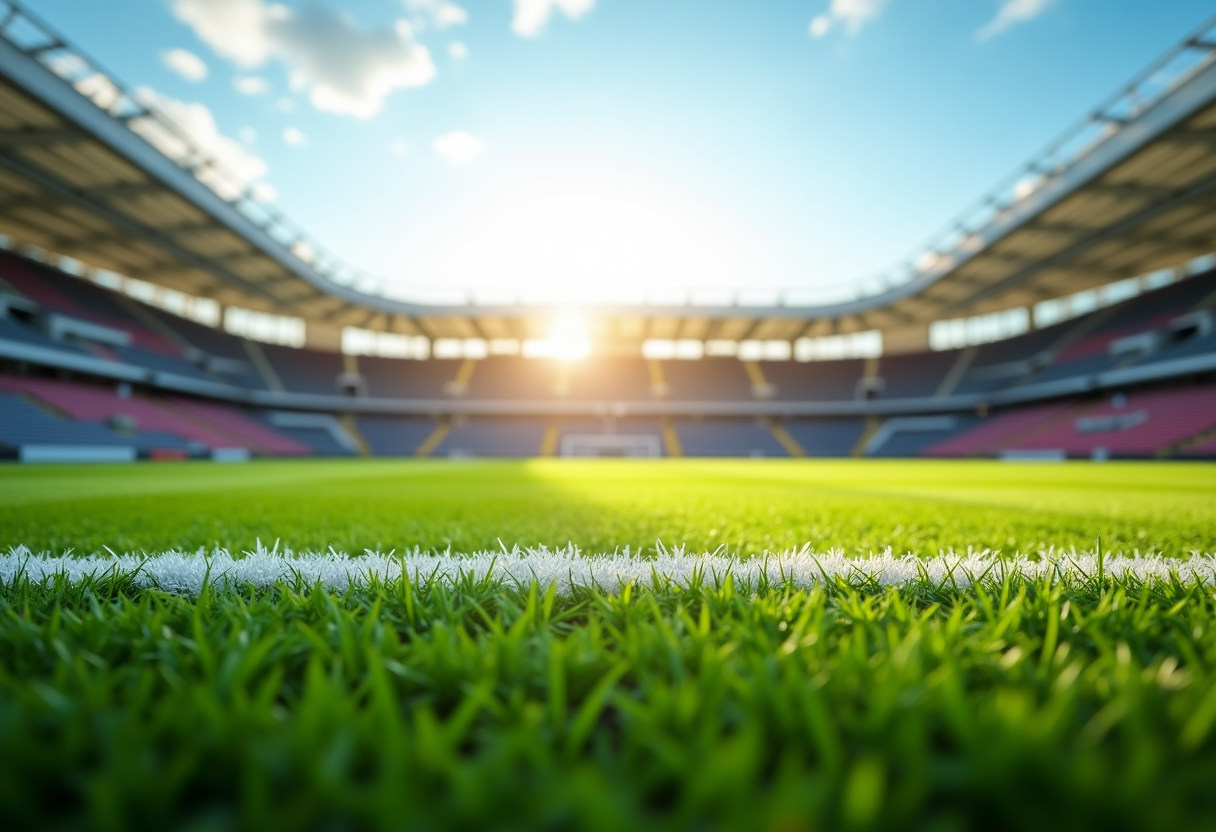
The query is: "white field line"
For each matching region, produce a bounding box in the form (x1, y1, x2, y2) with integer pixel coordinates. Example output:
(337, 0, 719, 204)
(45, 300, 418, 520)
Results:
(3, 545, 1216, 595)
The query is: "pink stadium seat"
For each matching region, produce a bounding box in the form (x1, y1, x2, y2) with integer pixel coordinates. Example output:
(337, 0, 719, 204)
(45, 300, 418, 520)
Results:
(1005, 387, 1216, 456)
(0, 254, 182, 356)
(922, 401, 1078, 457)
(0, 376, 303, 453)
(1053, 315, 1177, 363)
(164, 397, 311, 455)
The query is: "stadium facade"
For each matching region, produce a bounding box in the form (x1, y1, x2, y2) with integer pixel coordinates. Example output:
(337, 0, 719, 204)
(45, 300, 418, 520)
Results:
(0, 0, 1214, 461)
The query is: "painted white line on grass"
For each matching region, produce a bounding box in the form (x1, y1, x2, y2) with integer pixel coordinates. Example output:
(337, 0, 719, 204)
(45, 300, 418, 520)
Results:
(3, 546, 1216, 595)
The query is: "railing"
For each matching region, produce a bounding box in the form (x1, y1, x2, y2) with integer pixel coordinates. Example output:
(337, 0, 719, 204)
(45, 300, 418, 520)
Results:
(1, 0, 1215, 311)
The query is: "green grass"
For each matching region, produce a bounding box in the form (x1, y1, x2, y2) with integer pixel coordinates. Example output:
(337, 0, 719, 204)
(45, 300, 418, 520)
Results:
(2, 459, 1216, 830)
(2, 459, 1213, 556)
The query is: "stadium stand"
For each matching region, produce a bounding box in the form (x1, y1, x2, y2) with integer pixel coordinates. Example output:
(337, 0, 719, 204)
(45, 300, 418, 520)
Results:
(357, 415, 443, 456)
(130, 306, 271, 390)
(258, 343, 346, 396)
(0, 375, 235, 448)
(659, 358, 754, 400)
(163, 397, 310, 456)
(0, 314, 92, 355)
(434, 418, 551, 457)
(780, 419, 868, 457)
(463, 357, 561, 400)
(2, 244, 1214, 459)
(358, 356, 462, 399)
(760, 359, 868, 402)
(0, 373, 308, 456)
(867, 424, 963, 458)
(0, 391, 187, 452)
(565, 359, 653, 401)
(0, 252, 182, 357)
(262, 420, 354, 457)
(922, 384, 1216, 459)
(671, 419, 787, 457)
(922, 401, 1083, 459)
(878, 352, 963, 399)
(1003, 386, 1216, 458)
(950, 330, 1070, 396)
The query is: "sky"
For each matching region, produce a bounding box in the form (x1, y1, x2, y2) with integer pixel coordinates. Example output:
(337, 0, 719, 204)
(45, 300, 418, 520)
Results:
(22, 0, 1216, 305)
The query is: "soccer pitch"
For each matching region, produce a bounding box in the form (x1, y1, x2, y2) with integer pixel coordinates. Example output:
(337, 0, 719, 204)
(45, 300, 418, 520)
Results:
(2, 459, 1216, 829)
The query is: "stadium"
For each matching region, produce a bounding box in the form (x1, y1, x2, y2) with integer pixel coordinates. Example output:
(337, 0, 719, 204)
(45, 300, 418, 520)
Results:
(1, 0, 1215, 829)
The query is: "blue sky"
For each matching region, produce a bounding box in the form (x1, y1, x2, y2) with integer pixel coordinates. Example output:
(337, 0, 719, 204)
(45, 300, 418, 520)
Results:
(24, 0, 1216, 303)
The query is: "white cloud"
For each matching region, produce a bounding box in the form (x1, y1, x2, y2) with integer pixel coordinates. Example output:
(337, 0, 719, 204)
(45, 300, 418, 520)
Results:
(432, 130, 483, 165)
(512, 0, 594, 38)
(162, 48, 208, 82)
(448, 41, 468, 59)
(283, 127, 307, 146)
(129, 87, 269, 201)
(239, 125, 257, 144)
(250, 182, 277, 202)
(391, 139, 408, 155)
(173, 0, 436, 118)
(174, 0, 270, 66)
(809, 0, 886, 39)
(404, 0, 468, 30)
(233, 75, 268, 95)
(977, 0, 1053, 42)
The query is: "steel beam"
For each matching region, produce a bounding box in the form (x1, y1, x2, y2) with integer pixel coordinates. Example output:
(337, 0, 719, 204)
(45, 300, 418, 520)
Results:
(0, 150, 285, 305)
(946, 168, 1216, 311)
(0, 128, 85, 146)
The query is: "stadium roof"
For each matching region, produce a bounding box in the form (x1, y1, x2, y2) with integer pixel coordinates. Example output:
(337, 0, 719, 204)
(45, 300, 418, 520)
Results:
(1, 0, 1216, 347)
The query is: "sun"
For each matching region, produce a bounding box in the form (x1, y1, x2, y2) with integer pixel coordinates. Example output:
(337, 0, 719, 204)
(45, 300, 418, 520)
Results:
(547, 311, 590, 361)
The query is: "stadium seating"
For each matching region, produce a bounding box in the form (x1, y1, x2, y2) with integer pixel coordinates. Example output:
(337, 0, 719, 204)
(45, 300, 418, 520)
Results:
(760, 359, 867, 401)
(259, 343, 346, 395)
(671, 419, 787, 457)
(358, 356, 461, 399)
(463, 357, 560, 399)
(265, 423, 354, 457)
(0, 392, 188, 451)
(0, 375, 233, 448)
(2, 246, 1214, 459)
(876, 351, 961, 399)
(163, 397, 310, 455)
(660, 358, 753, 400)
(1002, 386, 1216, 458)
(950, 328, 1070, 396)
(922, 401, 1082, 458)
(357, 415, 443, 456)
(780, 419, 867, 456)
(0, 314, 92, 355)
(922, 385, 1216, 458)
(0, 374, 307, 455)
(132, 306, 270, 389)
(0, 252, 182, 356)
(434, 418, 550, 457)
(565, 358, 653, 401)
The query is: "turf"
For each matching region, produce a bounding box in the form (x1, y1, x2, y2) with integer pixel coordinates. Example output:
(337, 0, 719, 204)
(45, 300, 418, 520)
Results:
(2, 459, 1216, 830)
(2, 458, 1213, 556)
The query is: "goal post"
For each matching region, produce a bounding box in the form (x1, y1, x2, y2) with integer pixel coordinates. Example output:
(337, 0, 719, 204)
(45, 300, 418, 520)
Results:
(559, 434, 662, 458)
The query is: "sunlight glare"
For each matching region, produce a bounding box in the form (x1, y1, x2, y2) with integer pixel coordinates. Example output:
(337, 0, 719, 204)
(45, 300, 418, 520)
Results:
(547, 311, 590, 361)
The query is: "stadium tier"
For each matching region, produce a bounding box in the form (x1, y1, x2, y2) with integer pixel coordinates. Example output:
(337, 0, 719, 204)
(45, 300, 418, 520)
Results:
(1, 249, 1214, 460)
